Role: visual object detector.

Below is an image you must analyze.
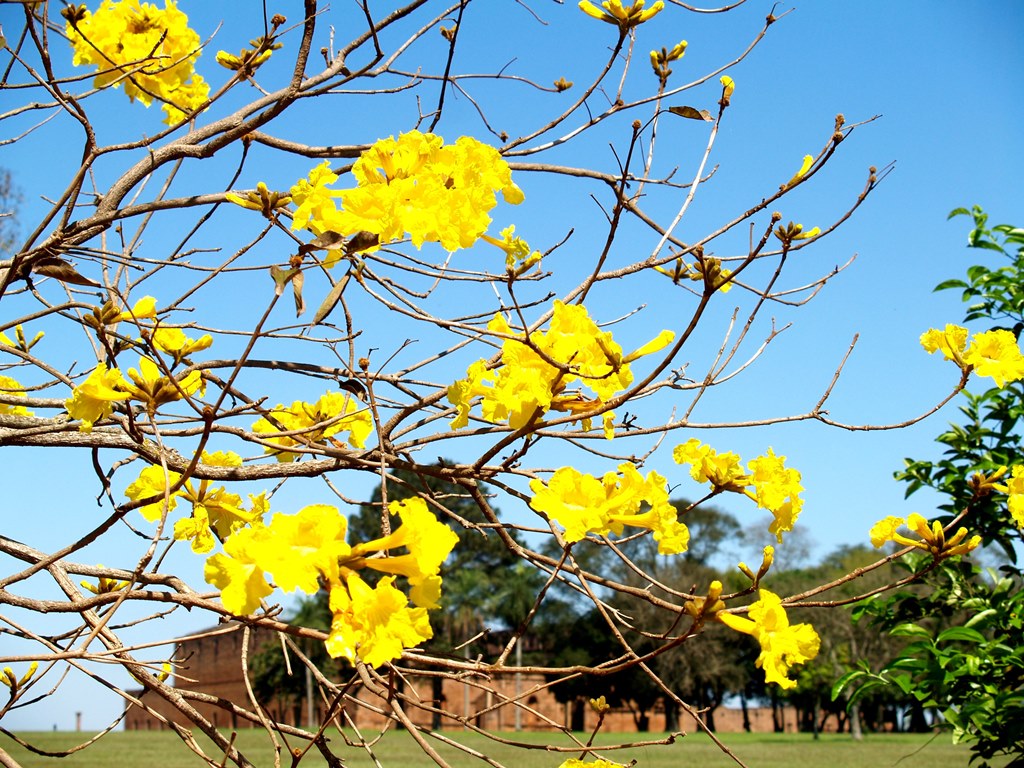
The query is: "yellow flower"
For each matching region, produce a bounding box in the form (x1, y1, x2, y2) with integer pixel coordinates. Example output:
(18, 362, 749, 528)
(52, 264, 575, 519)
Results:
(869, 515, 905, 548)
(124, 356, 204, 413)
(868, 513, 981, 557)
(253, 390, 372, 461)
(151, 327, 213, 363)
(289, 132, 523, 256)
(172, 452, 265, 553)
(80, 565, 131, 594)
(962, 329, 1024, 388)
(718, 589, 819, 689)
(115, 295, 158, 323)
(578, 0, 665, 30)
(784, 154, 814, 188)
(529, 464, 688, 554)
(0, 375, 33, 417)
(203, 525, 275, 616)
(558, 760, 622, 768)
(0, 662, 38, 691)
(241, 504, 352, 593)
(352, 497, 459, 587)
(325, 573, 433, 667)
(1005, 465, 1024, 530)
(449, 301, 672, 438)
(66, 363, 133, 431)
(745, 449, 804, 543)
(673, 438, 747, 490)
(64, 0, 209, 125)
(920, 324, 969, 365)
(125, 464, 181, 521)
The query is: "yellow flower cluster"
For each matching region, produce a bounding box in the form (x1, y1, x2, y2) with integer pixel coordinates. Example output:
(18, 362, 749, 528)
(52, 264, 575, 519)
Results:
(673, 439, 803, 542)
(529, 463, 689, 555)
(288, 131, 524, 257)
(578, 0, 664, 30)
(252, 391, 373, 461)
(125, 452, 267, 553)
(869, 513, 981, 558)
(717, 589, 820, 690)
(65, 357, 204, 430)
(204, 498, 458, 667)
(448, 300, 674, 439)
(65, 0, 209, 125)
(66, 297, 210, 430)
(921, 324, 1024, 388)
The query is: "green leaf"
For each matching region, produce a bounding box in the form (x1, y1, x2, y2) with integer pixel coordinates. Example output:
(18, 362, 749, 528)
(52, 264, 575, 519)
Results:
(933, 279, 969, 292)
(890, 622, 933, 639)
(830, 669, 864, 701)
(937, 626, 986, 645)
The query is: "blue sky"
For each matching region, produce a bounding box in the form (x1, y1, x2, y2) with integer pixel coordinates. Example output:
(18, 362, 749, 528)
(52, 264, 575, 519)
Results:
(0, 0, 1022, 732)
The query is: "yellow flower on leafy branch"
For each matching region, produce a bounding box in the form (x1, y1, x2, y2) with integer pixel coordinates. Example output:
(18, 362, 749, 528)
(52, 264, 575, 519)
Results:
(717, 589, 820, 689)
(921, 325, 1024, 388)
(65, 363, 133, 431)
(578, 0, 665, 31)
(0, 375, 33, 417)
(448, 301, 674, 439)
(673, 439, 804, 542)
(252, 390, 373, 461)
(868, 513, 981, 558)
(64, 0, 209, 125)
(529, 463, 689, 555)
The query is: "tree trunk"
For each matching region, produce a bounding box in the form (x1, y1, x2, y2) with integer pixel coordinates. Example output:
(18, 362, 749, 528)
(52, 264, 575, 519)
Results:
(740, 693, 751, 733)
(849, 700, 863, 741)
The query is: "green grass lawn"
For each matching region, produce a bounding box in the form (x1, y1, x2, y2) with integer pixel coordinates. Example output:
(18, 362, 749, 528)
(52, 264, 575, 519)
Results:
(1, 729, 1011, 767)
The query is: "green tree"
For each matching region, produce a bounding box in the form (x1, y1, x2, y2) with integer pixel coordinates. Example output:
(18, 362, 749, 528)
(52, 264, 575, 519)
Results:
(837, 207, 1024, 765)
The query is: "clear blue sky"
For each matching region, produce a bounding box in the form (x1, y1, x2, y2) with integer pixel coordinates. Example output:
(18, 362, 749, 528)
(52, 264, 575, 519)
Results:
(0, 0, 1021, 732)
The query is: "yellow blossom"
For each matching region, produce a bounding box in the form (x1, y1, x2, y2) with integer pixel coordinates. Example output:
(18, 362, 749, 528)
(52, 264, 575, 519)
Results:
(80, 566, 131, 594)
(718, 589, 819, 689)
(124, 356, 204, 413)
(0, 662, 38, 691)
(578, 0, 665, 30)
(1005, 465, 1024, 530)
(868, 513, 982, 557)
(114, 295, 157, 323)
(253, 390, 372, 461)
(64, 0, 209, 125)
(325, 573, 433, 667)
(204, 525, 275, 616)
(151, 327, 213, 364)
(962, 329, 1024, 388)
(449, 301, 673, 438)
(785, 154, 814, 187)
(352, 497, 459, 589)
(66, 363, 133, 431)
(0, 375, 33, 417)
(288, 132, 523, 257)
(529, 464, 689, 554)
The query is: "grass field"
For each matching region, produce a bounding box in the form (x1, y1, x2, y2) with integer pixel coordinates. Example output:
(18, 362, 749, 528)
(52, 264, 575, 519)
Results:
(1, 730, 1012, 768)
